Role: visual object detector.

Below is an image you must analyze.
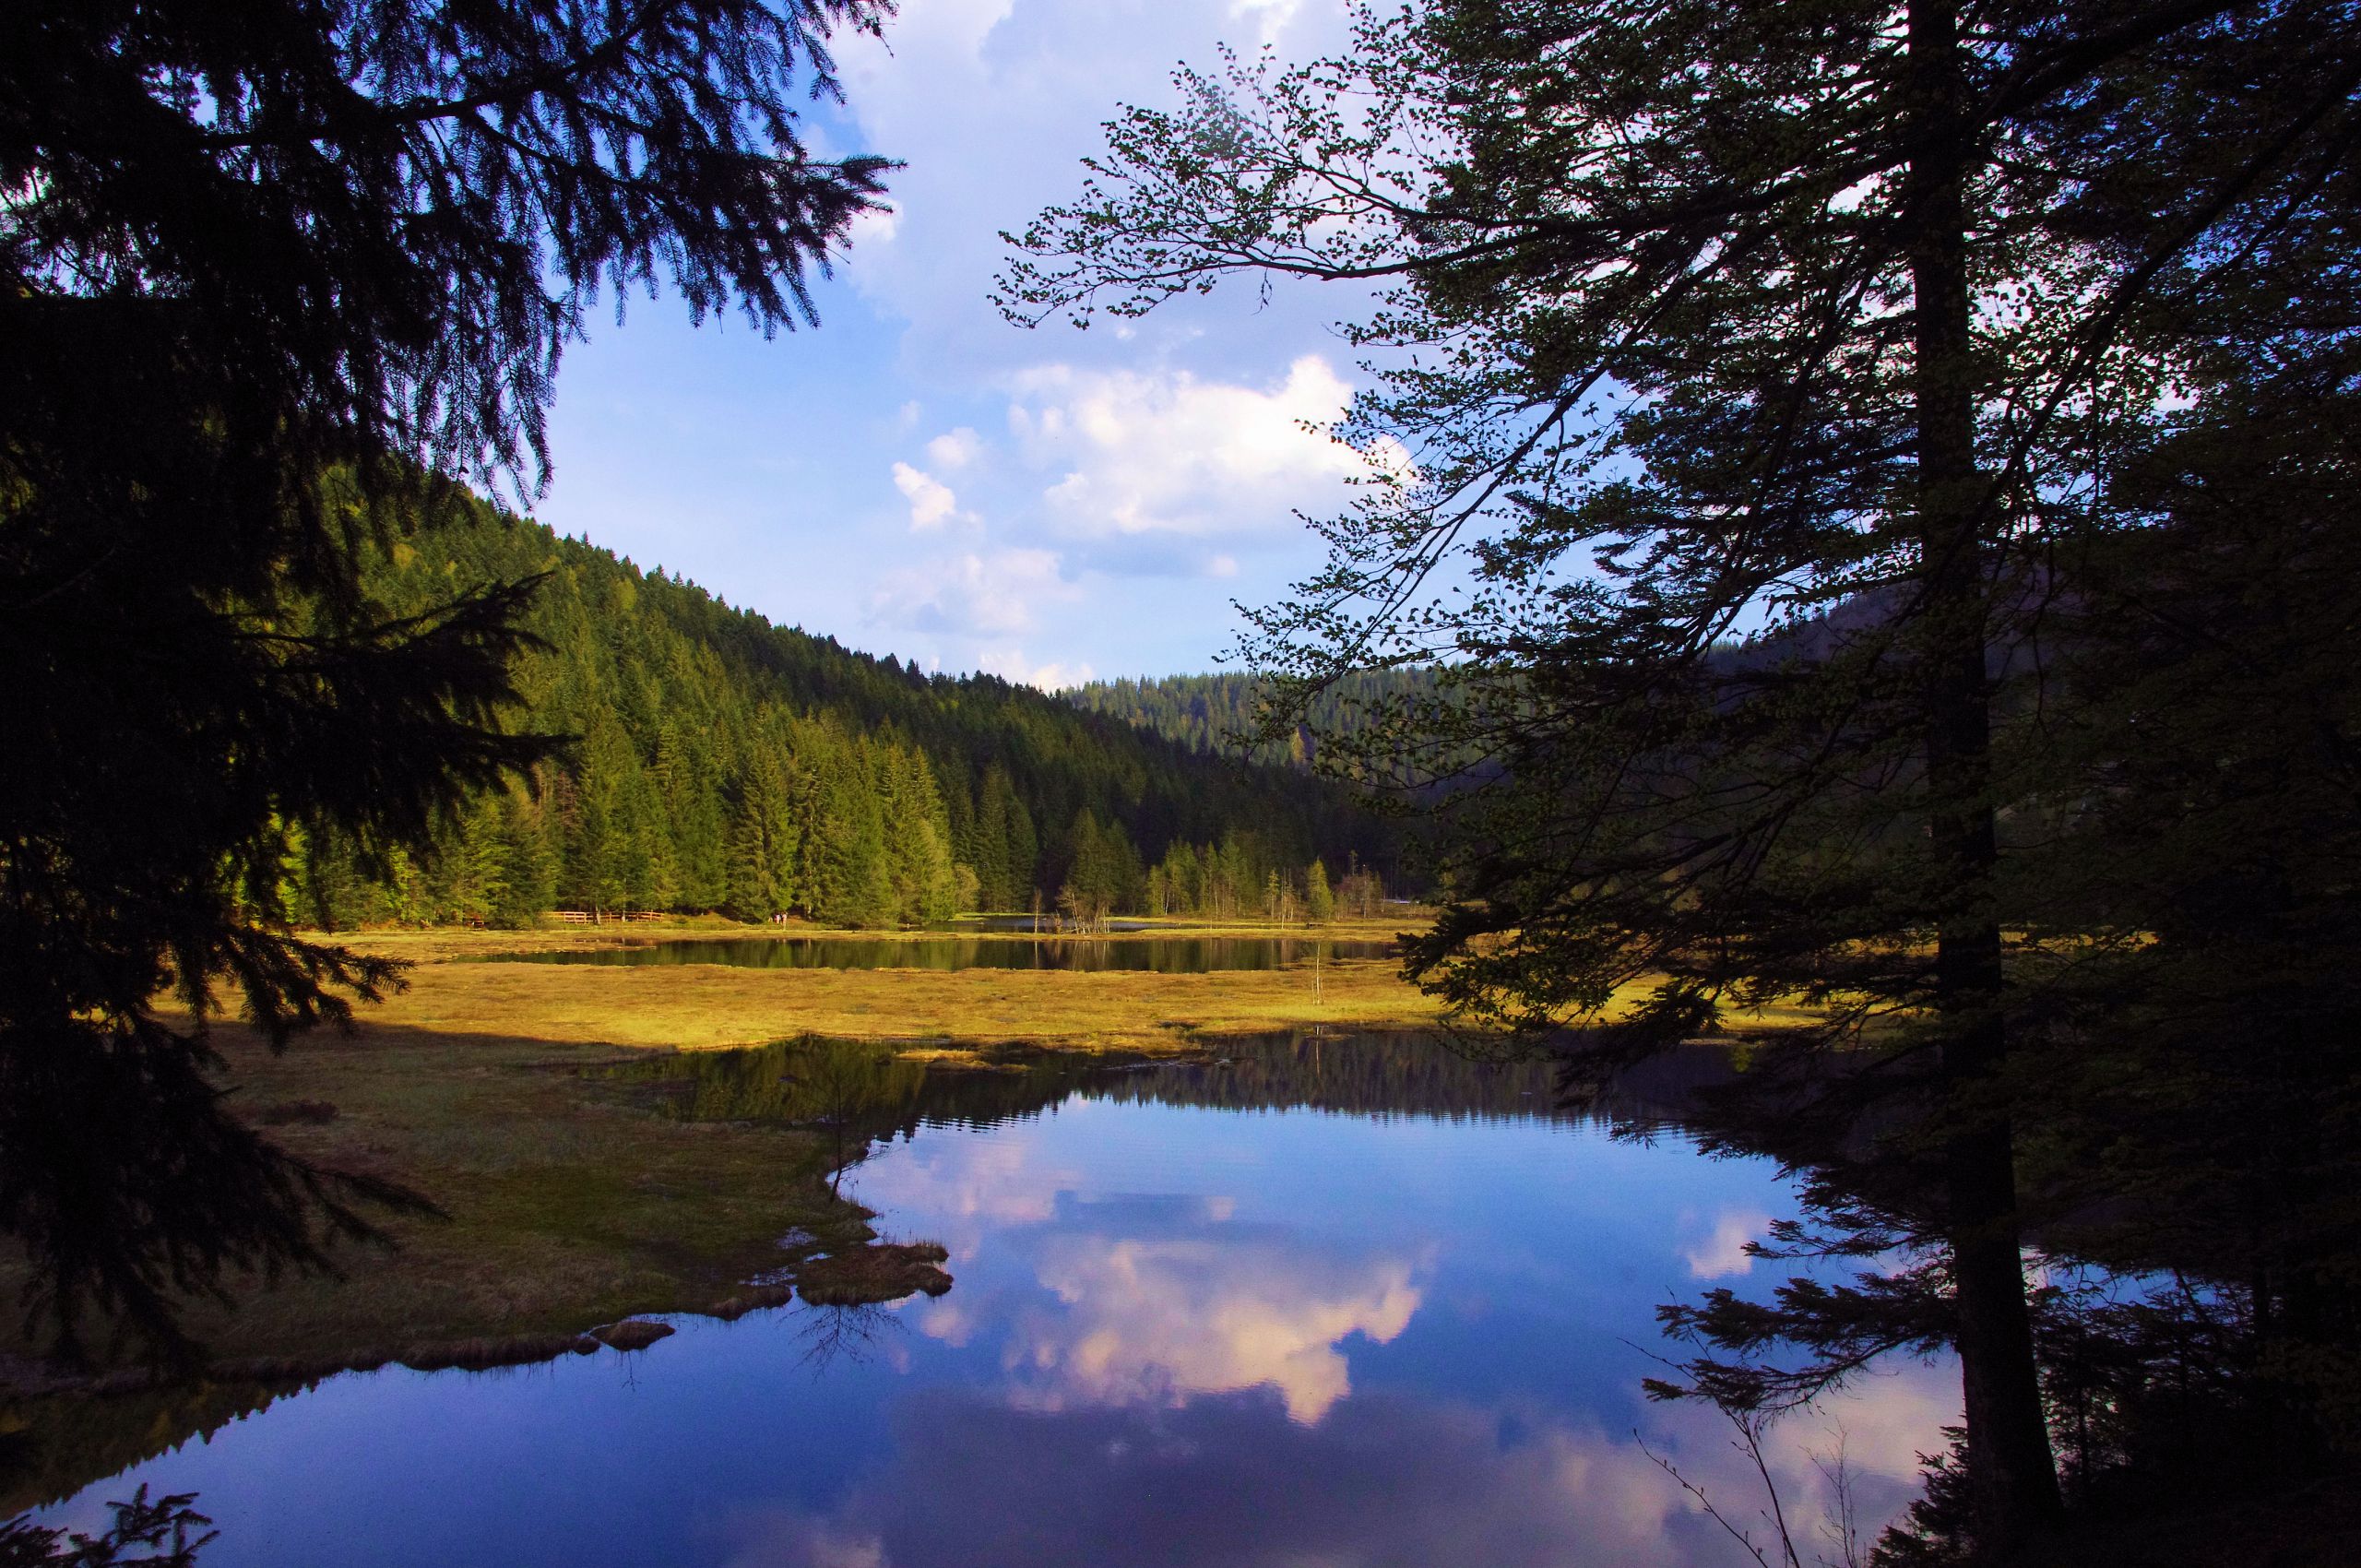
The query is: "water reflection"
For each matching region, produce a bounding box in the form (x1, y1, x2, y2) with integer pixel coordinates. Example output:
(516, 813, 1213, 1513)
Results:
(476, 935, 1393, 972)
(2, 1485, 212, 1564)
(788, 1303, 904, 1376)
(716, 1377, 1958, 1568)
(605, 1028, 1740, 1147)
(1005, 1223, 1423, 1421)
(1678, 1208, 1774, 1280)
(22, 1032, 1956, 1566)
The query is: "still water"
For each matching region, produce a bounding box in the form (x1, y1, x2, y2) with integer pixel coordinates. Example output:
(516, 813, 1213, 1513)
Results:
(479, 934, 1394, 971)
(28, 1033, 1956, 1566)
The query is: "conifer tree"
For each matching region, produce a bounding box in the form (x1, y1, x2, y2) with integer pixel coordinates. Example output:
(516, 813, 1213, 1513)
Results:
(726, 752, 801, 920)
(983, 767, 1040, 910)
(971, 770, 1015, 910)
(0, 0, 894, 1353)
(1005, 0, 2361, 1546)
(491, 790, 556, 928)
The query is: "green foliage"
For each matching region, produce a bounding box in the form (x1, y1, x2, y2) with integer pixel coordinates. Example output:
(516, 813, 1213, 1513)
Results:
(1142, 831, 1332, 921)
(1067, 669, 1439, 771)
(1008, 0, 2361, 1550)
(303, 498, 1393, 927)
(0, 0, 891, 1355)
(1305, 860, 1335, 924)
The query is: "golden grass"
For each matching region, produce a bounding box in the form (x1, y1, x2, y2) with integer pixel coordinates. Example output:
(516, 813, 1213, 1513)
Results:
(324, 911, 1425, 964)
(0, 1021, 872, 1375)
(305, 918, 1817, 1055)
(332, 956, 1443, 1055)
(3, 920, 1820, 1385)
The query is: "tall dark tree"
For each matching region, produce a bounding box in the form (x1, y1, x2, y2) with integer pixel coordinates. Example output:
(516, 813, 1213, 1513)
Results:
(1003, 0, 2361, 1550)
(0, 0, 893, 1356)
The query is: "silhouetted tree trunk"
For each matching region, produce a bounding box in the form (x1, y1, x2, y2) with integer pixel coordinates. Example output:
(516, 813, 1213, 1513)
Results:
(1906, 0, 2061, 1545)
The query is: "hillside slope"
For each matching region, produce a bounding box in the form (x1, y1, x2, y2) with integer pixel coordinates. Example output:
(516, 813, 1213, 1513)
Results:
(1067, 669, 1440, 768)
(299, 495, 1393, 928)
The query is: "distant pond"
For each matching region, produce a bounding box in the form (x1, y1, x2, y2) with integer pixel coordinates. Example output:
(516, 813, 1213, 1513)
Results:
(470, 933, 1396, 972)
(18, 1031, 1957, 1567)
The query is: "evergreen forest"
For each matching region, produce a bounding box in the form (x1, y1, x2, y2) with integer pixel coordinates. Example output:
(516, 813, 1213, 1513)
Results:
(296, 493, 1394, 931)
(1068, 669, 1437, 769)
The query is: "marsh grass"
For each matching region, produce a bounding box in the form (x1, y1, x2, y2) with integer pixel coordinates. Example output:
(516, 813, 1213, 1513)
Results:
(0, 1021, 868, 1377)
(305, 947, 1451, 1054)
(324, 912, 1425, 963)
(308, 920, 1817, 1059)
(4, 921, 1814, 1385)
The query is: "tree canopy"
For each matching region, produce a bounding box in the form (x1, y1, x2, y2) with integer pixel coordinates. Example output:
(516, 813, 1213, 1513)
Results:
(293, 496, 1389, 931)
(0, 0, 892, 1357)
(1005, 0, 2361, 1553)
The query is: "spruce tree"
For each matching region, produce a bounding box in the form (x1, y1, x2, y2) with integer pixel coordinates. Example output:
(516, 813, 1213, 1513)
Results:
(1305, 859, 1335, 924)
(1, 0, 893, 1355)
(726, 751, 801, 920)
(972, 774, 1014, 912)
(1005, 0, 2360, 1546)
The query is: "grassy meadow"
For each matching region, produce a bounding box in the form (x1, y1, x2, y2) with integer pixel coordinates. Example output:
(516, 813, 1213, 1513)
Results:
(323, 915, 1446, 1058)
(4, 912, 1821, 1385)
(0, 916, 1444, 1386)
(0, 1019, 868, 1379)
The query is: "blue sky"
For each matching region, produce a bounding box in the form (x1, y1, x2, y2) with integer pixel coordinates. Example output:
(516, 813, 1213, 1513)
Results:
(533, 0, 1378, 689)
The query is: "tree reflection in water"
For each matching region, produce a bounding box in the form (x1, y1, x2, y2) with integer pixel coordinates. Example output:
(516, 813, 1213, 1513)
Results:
(605, 1035, 928, 1194)
(791, 1301, 904, 1375)
(17, 1028, 1968, 1565)
(0, 1485, 211, 1565)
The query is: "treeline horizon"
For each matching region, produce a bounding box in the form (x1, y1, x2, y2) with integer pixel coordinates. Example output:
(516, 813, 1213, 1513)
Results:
(1067, 668, 1440, 769)
(294, 488, 1397, 931)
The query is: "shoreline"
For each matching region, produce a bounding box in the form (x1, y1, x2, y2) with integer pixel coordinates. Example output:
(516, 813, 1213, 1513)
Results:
(4, 925, 1452, 1405)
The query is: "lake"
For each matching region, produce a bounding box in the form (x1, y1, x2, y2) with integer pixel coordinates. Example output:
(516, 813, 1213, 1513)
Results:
(24, 1032, 1956, 1566)
(474, 934, 1395, 971)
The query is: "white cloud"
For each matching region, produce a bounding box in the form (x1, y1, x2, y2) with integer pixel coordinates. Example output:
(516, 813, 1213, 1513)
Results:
(925, 426, 985, 469)
(870, 545, 1074, 637)
(910, 0, 1017, 59)
(843, 203, 899, 251)
(1009, 1233, 1423, 1423)
(994, 655, 1094, 691)
(1230, 0, 1306, 44)
(1006, 354, 1361, 542)
(718, 1509, 887, 1568)
(848, 1130, 1078, 1253)
(1679, 1208, 1771, 1280)
(890, 460, 969, 530)
(918, 1299, 980, 1348)
(971, 646, 1093, 690)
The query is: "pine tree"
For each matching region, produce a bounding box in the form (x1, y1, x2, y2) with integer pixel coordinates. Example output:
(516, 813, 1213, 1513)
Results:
(0, 0, 895, 1353)
(1305, 859, 1335, 924)
(491, 789, 557, 928)
(799, 725, 896, 927)
(971, 768, 1014, 911)
(726, 751, 801, 920)
(882, 744, 958, 922)
(994, 770, 1039, 911)
(1004, 0, 2361, 1544)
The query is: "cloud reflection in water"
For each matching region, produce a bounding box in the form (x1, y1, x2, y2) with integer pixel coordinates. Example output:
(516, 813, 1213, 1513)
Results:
(28, 1045, 1960, 1568)
(807, 1099, 1956, 1568)
(1006, 1229, 1423, 1421)
(721, 1366, 1953, 1568)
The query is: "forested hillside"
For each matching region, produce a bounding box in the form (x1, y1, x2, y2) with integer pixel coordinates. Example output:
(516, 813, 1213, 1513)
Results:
(297, 493, 1393, 929)
(1066, 670, 1437, 767)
